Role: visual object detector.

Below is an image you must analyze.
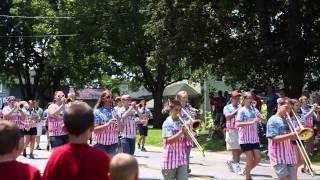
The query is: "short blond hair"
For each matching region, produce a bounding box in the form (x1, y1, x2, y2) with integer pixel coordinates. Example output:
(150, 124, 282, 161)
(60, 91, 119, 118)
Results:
(110, 153, 138, 180)
(121, 95, 131, 100)
(299, 96, 308, 102)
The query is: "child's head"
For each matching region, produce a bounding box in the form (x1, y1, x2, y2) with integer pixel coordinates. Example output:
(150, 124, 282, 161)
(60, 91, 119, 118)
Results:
(63, 102, 94, 139)
(169, 100, 182, 118)
(109, 153, 138, 180)
(0, 121, 24, 158)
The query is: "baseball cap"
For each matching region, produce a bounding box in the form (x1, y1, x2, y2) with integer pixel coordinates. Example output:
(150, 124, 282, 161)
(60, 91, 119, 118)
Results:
(231, 91, 241, 97)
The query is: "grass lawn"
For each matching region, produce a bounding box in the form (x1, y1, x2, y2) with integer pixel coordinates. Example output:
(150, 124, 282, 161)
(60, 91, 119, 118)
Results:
(142, 128, 320, 165)
(142, 129, 226, 152)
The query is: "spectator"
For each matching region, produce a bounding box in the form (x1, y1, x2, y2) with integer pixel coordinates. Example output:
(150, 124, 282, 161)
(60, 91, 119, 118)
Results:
(109, 153, 138, 180)
(266, 87, 279, 119)
(43, 102, 111, 180)
(213, 91, 227, 128)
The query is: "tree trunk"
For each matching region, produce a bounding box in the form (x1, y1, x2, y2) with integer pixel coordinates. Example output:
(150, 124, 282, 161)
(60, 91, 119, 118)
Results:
(153, 87, 165, 128)
(283, 0, 305, 98)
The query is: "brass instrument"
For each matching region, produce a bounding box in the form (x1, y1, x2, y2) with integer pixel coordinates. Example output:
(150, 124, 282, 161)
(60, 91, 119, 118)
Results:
(143, 112, 149, 127)
(291, 111, 314, 141)
(65, 97, 73, 104)
(286, 112, 315, 176)
(178, 112, 205, 157)
(181, 108, 202, 132)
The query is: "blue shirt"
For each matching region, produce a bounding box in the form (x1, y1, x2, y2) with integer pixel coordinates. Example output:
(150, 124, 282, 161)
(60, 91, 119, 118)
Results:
(266, 115, 290, 138)
(94, 107, 114, 125)
(180, 106, 191, 121)
(236, 106, 260, 122)
(162, 116, 182, 138)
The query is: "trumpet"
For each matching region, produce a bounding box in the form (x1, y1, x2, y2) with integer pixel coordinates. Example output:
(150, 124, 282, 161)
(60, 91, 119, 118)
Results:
(181, 108, 205, 157)
(65, 97, 73, 104)
(286, 112, 315, 176)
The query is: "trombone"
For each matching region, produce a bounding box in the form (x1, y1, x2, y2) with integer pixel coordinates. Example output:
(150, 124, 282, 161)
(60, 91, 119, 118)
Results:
(286, 112, 314, 176)
(180, 108, 205, 157)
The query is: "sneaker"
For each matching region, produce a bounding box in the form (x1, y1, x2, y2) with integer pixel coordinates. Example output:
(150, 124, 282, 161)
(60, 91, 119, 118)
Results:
(22, 149, 27, 157)
(137, 143, 141, 149)
(141, 147, 147, 152)
(29, 153, 34, 159)
(235, 164, 242, 175)
(226, 160, 234, 172)
(36, 145, 42, 150)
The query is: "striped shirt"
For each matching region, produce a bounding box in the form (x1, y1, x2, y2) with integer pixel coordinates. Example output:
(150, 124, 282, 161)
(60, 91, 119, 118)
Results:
(236, 106, 260, 144)
(267, 115, 297, 166)
(161, 116, 188, 170)
(300, 107, 317, 128)
(2, 106, 25, 129)
(121, 108, 137, 139)
(48, 104, 67, 137)
(92, 107, 118, 145)
(223, 104, 239, 131)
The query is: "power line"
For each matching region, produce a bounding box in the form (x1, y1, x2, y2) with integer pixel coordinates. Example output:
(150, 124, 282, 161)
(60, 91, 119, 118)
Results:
(0, 34, 77, 38)
(0, 14, 74, 19)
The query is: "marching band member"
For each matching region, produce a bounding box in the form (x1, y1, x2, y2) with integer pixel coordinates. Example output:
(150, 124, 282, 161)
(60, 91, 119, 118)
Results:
(120, 95, 142, 155)
(137, 99, 152, 152)
(176, 90, 195, 174)
(92, 90, 123, 156)
(289, 99, 308, 173)
(48, 91, 69, 149)
(2, 96, 25, 138)
(34, 100, 44, 150)
(23, 100, 40, 159)
(223, 91, 242, 175)
(236, 92, 262, 180)
(161, 100, 191, 180)
(267, 98, 298, 180)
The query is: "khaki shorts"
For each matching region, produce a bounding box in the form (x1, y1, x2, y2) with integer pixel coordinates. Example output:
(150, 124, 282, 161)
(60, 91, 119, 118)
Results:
(226, 130, 240, 150)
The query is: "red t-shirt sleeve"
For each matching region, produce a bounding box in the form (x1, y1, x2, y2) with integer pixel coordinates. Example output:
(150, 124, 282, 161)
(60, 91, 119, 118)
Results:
(33, 170, 42, 180)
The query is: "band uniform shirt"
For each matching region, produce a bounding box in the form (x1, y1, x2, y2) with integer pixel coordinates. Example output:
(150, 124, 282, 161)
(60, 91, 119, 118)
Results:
(161, 116, 188, 170)
(223, 104, 240, 131)
(300, 107, 317, 128)
(48, 104, 68, 137)
(266, 115, 297, 166)
(2, 105, 25, 129)
(236, 106, 260, 144)
(92, 107, 118, 145)
(121, 108, 137, 139)
(180, 105, 193, 146)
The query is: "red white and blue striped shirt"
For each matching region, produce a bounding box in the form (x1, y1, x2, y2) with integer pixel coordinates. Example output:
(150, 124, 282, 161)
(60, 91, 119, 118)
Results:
(236, 106, 260, 144)
(223, 104, 240, 131)
(121, 109, 137, 139)
(267, 115, 297, 165)
(3, 106, 25, 129)
(48, 104, 67, 137)
(300, 107, 317, 128)
(161, 116, 188, 170)
(92, 107, 118, 145)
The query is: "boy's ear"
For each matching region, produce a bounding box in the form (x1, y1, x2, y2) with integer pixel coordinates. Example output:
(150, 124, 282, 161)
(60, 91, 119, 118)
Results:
(63, 126, 69, 133)
(89, 125, 94, 132)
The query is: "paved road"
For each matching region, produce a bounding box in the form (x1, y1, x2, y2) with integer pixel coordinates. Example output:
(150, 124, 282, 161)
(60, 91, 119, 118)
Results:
(18, 138, 320, 180)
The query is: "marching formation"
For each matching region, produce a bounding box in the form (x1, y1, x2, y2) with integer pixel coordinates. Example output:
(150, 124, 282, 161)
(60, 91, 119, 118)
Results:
(0, 88, 319, 180)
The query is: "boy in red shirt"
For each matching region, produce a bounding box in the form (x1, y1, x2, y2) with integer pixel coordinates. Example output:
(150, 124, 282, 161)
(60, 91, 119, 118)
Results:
(0, 121, 41, 180)
(43, 102, 111, 180)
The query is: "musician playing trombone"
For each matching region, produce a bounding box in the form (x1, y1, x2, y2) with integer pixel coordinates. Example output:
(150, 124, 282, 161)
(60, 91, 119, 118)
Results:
(176, 90, 196, 174)
(299, 96, 318, 157)
(161, 100, 192, 180)
(266, 98, 298, 180)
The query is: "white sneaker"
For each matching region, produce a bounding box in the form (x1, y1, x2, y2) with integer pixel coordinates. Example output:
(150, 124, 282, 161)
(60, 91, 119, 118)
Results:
(235, 164, 242, 175)
(226, 160, 234, 172)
